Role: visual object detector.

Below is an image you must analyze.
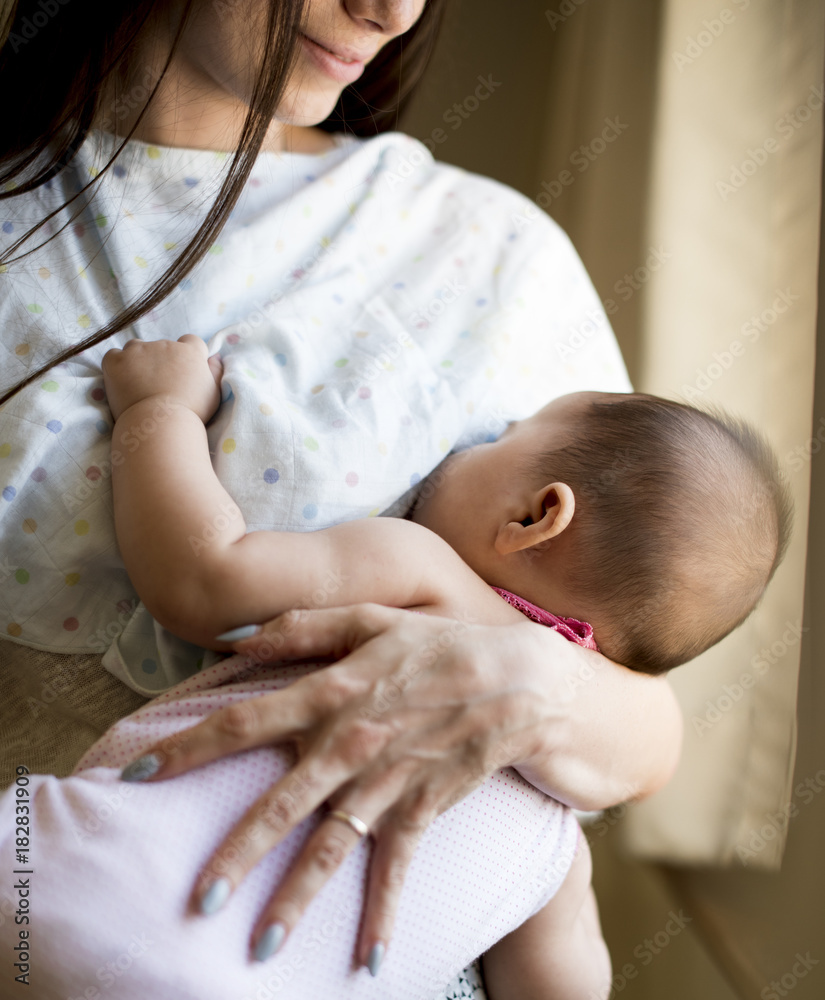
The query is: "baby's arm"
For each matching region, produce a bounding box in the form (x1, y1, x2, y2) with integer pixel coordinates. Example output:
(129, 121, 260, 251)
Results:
(102, 337, 487, 648)
(483, 835, 611, 1000)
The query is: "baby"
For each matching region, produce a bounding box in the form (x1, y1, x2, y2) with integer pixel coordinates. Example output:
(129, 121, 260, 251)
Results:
(91, 334, 790, 1000)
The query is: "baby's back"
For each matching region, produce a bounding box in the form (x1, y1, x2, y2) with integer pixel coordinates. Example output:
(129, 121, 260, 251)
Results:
(0, 653, 579, 1000)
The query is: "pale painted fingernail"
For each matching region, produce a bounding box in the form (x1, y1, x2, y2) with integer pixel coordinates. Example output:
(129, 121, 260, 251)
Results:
(367, 942, 385, 977)
(215, 624, 261, 642)
(120, 753, 162, 783)
(253, 923, 286, 962)
(199, 878, 232, 915)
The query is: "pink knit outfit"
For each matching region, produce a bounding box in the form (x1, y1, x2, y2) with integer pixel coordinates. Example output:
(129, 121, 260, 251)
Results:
(0, 596, 592, 1000)
(492, 588, 599, 650)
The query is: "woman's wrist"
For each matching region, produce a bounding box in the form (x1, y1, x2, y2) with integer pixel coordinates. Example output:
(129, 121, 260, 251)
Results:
(490, 623, 682, 811)
(496, 624, 576, 768)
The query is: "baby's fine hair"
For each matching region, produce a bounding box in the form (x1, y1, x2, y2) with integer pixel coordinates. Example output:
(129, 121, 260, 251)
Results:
(526, 395, 793, 674)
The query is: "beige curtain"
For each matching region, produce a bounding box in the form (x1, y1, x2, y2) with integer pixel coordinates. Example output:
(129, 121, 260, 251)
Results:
(402, 2, 824, 996)
(621, 0, 822, 873)
(405, 0, 823, 871)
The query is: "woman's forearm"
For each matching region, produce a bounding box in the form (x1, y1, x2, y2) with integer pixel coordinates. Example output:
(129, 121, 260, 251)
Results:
(509, 625, 683, 810)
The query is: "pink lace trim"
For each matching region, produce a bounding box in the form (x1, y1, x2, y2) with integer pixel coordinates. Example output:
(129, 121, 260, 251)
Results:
(492, 587, 599, 650)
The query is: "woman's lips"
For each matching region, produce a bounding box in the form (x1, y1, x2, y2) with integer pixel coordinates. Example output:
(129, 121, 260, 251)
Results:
(300, 34, 367, 85)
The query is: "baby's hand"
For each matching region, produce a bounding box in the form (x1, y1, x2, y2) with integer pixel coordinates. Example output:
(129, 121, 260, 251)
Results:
(102, 335, 223, 423)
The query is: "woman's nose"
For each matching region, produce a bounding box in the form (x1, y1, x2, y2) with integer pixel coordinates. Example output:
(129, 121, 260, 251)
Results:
(344, 0, 425, 37)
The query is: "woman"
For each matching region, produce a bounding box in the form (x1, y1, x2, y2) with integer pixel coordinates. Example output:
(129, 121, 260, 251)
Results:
(0, 0, 682, 991)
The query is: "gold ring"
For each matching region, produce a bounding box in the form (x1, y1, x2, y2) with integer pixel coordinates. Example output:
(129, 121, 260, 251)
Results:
(327, 809, 370, 838)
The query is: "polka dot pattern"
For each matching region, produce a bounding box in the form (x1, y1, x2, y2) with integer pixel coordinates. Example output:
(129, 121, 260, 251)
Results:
(0, 126, 630, 674)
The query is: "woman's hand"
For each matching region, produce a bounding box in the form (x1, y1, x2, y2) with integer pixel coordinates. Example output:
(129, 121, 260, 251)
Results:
(121, 604, 565, 971)
(120, 603, 682, 970)
(101, 334, 223, 423)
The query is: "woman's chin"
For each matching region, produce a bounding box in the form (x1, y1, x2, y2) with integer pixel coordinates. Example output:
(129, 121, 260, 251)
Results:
(275, 80, 345, 129)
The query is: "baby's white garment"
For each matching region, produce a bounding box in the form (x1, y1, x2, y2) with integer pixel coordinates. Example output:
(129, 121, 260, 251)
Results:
(0, 129, 631, 692)
(0, 653, 581, 1000)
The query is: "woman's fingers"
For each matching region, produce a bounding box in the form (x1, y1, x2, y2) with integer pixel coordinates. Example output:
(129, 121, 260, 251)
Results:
(248, 759, 418, 965)
(230, 604, 407, 664)
(249, 806, 377, 962)
(196, 723, 401, 930)
(120, 687, 314, 782)
(353, 760, 491, 972)
(120, 610, 540, 973)
(355, 817, 427, 974)
(194, 756, 349, 917)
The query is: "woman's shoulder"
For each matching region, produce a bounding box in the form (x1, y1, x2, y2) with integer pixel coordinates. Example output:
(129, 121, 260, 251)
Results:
(353, 130, 565, 246)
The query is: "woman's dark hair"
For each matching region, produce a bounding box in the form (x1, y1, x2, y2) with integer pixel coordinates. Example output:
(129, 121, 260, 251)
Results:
(0, 0, 445, 405)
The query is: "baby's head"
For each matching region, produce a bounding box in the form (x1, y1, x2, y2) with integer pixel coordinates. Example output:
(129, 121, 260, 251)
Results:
(415, 391, 793, 674)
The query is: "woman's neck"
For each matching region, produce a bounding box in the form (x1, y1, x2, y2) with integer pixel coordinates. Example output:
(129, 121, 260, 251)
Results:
(94, 31, 337, 156)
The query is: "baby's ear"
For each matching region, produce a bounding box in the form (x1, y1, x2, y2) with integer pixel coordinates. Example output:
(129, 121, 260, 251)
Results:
(538, 482, 575, 536)
(495, 482, 575, 555)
